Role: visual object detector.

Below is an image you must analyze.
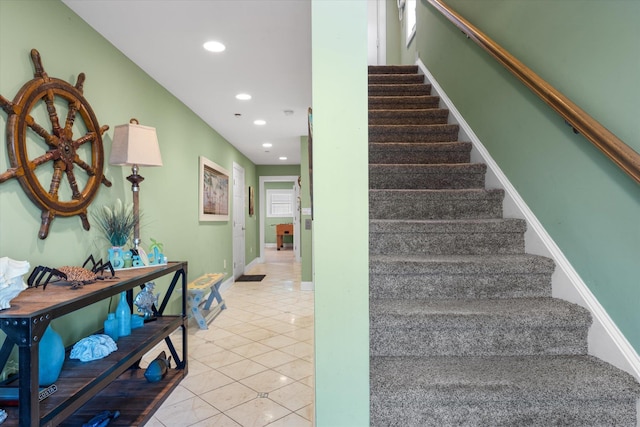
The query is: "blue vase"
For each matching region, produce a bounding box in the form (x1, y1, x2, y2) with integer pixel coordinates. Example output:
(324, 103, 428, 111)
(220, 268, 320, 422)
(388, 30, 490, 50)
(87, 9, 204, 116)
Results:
(38, 325, 65, 386)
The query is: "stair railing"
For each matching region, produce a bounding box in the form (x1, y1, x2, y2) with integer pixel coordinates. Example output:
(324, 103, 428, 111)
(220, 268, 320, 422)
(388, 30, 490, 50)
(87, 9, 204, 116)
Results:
(426, 0, 640, 185)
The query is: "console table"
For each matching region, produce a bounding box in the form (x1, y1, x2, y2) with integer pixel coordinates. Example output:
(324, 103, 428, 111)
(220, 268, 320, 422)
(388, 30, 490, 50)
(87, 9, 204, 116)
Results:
(0, 261, 188, 426)
(276, 223, 293, 250)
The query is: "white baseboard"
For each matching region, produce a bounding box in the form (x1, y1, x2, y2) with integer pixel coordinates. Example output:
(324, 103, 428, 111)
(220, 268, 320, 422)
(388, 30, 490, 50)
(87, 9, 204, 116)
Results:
(244, 257, 260, 273)
(301, 281, 314, 291)
(415, 59, 640, 382)
(219, 277, 234, 294)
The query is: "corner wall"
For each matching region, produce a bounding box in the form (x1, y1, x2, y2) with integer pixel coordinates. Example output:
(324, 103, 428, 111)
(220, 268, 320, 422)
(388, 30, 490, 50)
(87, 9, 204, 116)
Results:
(414, 0, 640, 353)
(0, 0, 258, 344)
(312, 1, 370, 425)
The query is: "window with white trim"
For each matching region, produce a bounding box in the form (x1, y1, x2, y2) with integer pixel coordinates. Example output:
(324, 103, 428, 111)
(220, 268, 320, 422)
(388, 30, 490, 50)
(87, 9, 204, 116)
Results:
(267, 189, 294, 217)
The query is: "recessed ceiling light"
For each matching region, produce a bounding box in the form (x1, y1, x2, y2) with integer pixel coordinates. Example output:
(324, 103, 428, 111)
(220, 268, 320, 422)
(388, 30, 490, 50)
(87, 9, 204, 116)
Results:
(279, 156, 287, 161)
(236, 93, 251, 100)
(203, 41, 226, 52)
(254, 120, 266, 126)
(262, 143, 272, 148)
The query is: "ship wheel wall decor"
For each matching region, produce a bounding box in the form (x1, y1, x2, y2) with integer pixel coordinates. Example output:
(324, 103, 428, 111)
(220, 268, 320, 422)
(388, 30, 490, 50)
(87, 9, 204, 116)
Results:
(0, 49, 111, 239)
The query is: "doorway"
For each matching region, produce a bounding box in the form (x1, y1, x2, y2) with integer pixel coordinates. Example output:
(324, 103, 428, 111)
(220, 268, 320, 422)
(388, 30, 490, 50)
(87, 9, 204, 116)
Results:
(259, 175, 300, 262)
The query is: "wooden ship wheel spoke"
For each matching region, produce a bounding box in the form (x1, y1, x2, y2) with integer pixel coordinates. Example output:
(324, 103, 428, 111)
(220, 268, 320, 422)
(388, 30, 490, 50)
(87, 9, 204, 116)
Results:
(0, 49, 111, 239)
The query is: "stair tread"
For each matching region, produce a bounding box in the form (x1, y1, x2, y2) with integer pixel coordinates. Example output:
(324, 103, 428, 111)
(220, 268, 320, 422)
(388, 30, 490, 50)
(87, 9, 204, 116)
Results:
(370, 188, 503, 197)
(370, 217, 526, 232)
(371, 355, 640, 401)
(370, 163, 486, 171)
(370, 253, 555, 274)
(370, 297, 590, 324)
(369, 142, 470, 149)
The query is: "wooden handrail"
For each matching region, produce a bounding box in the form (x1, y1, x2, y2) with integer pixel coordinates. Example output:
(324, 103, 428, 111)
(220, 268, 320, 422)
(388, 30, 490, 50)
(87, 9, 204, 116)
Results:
(427, 0, 640, 185)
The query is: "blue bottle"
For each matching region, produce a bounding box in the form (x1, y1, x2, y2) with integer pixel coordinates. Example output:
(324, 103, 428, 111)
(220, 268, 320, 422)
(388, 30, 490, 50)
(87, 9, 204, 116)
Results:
(103, 312, 119, 341)
(116, 292, 131, 337)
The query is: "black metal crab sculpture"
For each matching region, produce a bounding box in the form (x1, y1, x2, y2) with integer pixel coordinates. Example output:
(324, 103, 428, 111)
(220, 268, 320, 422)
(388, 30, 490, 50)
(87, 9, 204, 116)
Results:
(28, 255, 117, 290)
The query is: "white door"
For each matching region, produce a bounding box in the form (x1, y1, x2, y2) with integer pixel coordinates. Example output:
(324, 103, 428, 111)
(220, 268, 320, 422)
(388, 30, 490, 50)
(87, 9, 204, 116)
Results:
(367, 0, 387, 65)
(293, 180, 301, 262)
(232, 163, 245, 279)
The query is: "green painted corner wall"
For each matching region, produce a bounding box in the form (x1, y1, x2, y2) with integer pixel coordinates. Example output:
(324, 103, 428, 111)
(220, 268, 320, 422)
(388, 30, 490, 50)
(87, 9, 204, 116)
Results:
(410, 0, 640, 352)
(0, 0, 259, 345)
(300, 136, 312, 283)
(313, 1, 369, 425)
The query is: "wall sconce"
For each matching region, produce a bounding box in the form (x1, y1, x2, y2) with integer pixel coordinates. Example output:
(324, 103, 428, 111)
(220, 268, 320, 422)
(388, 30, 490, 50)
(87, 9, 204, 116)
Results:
(109, 118, 163, 249)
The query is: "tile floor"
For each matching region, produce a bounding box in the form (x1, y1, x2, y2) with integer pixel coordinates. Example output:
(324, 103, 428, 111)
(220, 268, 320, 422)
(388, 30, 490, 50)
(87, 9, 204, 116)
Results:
(143, 248, 314, 427)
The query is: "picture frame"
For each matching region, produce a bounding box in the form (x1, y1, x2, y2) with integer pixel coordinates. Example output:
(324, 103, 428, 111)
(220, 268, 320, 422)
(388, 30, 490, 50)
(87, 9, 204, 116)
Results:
(199, 156, 230, 221)
(248, 186, 254, 216)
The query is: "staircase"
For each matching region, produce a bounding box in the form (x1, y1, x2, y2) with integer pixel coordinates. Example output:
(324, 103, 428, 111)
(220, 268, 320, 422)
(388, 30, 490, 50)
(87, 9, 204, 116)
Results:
(368, 65, 640, 426)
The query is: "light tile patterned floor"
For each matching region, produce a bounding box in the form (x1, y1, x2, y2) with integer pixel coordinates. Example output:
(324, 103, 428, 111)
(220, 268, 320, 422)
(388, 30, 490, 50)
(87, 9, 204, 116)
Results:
(143, 249, 314, 427)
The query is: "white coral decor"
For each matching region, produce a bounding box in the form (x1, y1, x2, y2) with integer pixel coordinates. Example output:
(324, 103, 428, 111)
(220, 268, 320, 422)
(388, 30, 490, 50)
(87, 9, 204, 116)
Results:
(70, 334, 117, 362)
(0, 257, 29, 310)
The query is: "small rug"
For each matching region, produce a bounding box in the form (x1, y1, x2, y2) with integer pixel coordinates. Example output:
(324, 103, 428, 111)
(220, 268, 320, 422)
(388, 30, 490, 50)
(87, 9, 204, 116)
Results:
(236, 274, 266, 282)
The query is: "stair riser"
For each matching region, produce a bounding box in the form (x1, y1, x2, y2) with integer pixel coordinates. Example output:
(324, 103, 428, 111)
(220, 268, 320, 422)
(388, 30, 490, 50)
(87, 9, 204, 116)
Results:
(370, 325, 588, 357)
(369, 190, 504, 220)
(368, 74, 425, 84)
(370, 150, 470, 165)
(369, 84, 432, 97)
(369, 65, 418, 74)
(369, 110, 449, 126)
(370, 125, 459, 142)
(369, 96, 440, 110)
(370, 272, 552, 300)
(371, 400, 637, 427)
(370, 170, 486, 190)
(370, 232, 524, 255)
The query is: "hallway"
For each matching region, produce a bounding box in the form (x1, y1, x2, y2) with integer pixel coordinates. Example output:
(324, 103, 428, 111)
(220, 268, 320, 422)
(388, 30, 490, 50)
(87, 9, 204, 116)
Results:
(144, 248, 314, 426)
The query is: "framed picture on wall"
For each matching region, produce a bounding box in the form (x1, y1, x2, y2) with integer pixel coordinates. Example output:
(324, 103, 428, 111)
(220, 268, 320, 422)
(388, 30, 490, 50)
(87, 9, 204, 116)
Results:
(199, 156, 230, 221)
(248, 186, 254, 216)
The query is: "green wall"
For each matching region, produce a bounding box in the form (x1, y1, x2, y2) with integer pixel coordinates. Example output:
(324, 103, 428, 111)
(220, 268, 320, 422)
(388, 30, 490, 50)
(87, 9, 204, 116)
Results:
(300, 136, 312, 283)
(412, 0, 640, 352)
(0, 0, 259, 345)
(313, 1, 369, 425)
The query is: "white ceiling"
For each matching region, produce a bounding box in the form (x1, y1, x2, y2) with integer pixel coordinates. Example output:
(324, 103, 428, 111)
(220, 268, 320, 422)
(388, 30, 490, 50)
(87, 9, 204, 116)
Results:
(62, 0, 311, 166)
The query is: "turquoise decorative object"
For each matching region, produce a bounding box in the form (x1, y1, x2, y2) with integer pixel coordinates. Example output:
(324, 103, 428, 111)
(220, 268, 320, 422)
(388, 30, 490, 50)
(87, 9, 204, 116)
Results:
(38, 324, 65, 386)
(131, 314, 144, 329)
(108, 247, 125, 270)
(103, 313, 119, 341)
(144, 351, 171, 383)
(115, 292, 131, 337)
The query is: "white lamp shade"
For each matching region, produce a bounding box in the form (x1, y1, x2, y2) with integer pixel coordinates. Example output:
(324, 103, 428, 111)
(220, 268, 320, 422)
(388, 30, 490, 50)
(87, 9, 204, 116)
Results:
(110, 122, 163, 166)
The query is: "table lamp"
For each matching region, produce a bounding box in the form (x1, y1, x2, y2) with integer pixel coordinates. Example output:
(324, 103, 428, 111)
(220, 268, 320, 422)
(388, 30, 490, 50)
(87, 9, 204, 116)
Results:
(109, 118, 163, 249)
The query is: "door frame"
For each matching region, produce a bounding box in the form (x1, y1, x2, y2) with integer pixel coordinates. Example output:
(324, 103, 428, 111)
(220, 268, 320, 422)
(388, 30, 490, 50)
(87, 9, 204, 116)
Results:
(232, 162, 245, 279)
(259, 175, 300, 262)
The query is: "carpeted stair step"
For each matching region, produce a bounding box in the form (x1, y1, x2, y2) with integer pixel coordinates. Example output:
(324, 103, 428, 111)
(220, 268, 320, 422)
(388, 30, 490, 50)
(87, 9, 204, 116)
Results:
(369, 109, 449, 125)
(370, 297, 590, 357)
(369, 65, 418, 74)
(369, 83, 432, 97)
(369, 95, 440, 110)
(370, 355, 640, 426)
(369, 254, 554, 300)
(370, 163, 486, 189)
(370, 142, 471, 164)
(368, 73, 425, 85)
(370, 124, 459, 142)
(369, 188, 504, 220)
(370, 218, 526, 255)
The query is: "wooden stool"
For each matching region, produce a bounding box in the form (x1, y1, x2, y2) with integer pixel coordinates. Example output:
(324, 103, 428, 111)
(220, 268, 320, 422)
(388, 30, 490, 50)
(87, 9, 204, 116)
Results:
(187, 273, 226, 329)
